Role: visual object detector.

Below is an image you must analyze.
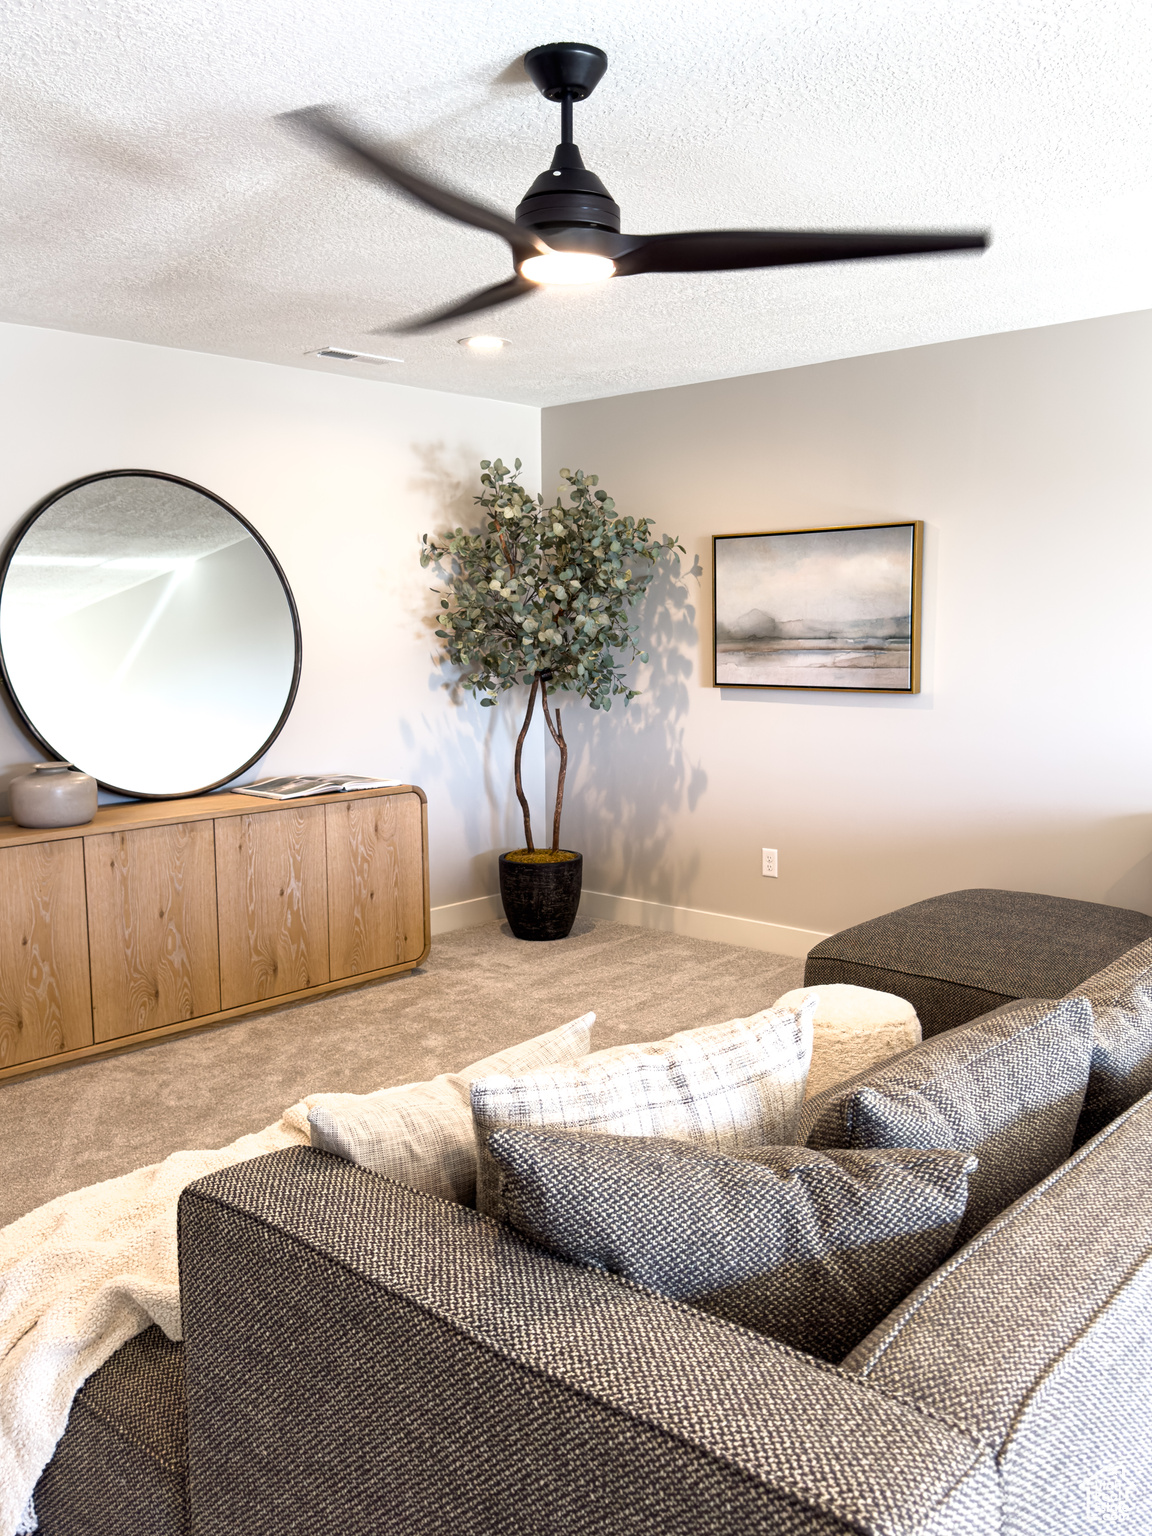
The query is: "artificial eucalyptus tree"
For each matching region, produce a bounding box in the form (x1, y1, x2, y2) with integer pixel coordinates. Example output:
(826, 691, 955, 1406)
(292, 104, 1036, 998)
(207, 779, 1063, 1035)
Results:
(421, 458, 681, 855)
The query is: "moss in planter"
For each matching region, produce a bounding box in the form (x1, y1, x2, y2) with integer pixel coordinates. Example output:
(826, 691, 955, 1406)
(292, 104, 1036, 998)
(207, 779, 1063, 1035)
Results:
(504, 849, 579, 864)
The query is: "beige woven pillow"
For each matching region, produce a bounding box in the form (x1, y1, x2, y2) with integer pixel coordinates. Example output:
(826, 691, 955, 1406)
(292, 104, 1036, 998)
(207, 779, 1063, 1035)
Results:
(307, 1012, 594, 1205)
(470, 996, 817, 1219)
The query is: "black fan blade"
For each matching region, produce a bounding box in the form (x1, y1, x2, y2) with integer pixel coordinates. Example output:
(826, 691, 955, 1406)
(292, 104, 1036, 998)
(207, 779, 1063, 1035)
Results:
(374, 274, 536, 334)
(281, 107, 549, 264)
(612, 229, 988, 277)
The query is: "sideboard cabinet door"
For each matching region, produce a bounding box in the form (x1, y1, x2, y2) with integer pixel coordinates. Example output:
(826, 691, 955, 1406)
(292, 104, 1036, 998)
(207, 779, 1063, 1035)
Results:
(85, 821, 221, 1043)
(326, 791, 426, 979)
(215, 805, 330, 1009)
(0, 840, 92, 1068)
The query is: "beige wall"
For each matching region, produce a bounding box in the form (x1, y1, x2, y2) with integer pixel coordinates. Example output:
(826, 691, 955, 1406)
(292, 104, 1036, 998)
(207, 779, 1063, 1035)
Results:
(0, 322, 542, 923)
(7, 312, 1148, 948)
(543, 310, 1152, 943)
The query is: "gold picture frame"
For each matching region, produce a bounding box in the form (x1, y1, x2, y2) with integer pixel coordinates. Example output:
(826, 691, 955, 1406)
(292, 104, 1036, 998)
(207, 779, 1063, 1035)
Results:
(713, 521, 923, 693)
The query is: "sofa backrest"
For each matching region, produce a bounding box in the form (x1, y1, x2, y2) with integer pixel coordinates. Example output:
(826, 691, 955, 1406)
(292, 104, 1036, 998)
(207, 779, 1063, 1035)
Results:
(839, 1087, 1152, 1535)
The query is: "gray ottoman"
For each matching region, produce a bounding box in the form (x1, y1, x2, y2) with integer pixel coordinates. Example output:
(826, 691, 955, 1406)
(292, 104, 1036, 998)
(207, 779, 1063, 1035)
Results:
(804, 888, 1152, 1038)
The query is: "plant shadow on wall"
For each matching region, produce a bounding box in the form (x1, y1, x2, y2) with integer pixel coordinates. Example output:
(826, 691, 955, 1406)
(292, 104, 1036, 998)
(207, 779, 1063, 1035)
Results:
(402, 442, 535, 876)
(419, 456, 686, 939)
(560, 550, 705, 909)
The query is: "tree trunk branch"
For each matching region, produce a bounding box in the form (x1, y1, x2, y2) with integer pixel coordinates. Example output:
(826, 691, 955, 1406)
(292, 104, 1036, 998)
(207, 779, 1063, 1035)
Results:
(539, 680, 569, 853)
(513, 677, 539, 851)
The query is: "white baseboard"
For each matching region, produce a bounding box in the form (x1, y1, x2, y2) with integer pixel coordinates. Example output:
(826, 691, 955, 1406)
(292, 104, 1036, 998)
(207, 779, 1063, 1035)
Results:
(578, 889, 828, 959)
(429, 893, 504, 936)
(431, 887, 829, 959)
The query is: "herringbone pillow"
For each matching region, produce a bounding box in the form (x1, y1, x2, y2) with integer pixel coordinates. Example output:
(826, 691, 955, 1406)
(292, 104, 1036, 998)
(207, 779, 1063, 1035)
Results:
(489, 1126, 976, 1363)
(307, 1013, 594, 1205)
(801, 995, 1094, 1245)
(471, 997, 817, 1219)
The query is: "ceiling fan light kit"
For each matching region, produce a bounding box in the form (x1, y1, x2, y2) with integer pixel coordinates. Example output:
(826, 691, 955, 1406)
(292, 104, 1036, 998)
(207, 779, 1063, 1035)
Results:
(520, 251, 615, 285)
(286, 40, 988, 333)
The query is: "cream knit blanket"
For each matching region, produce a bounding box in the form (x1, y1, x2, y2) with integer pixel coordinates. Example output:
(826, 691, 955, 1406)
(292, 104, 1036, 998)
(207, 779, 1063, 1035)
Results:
(0, 1012, 601, 1536)
(0, 1100, 314, 1536)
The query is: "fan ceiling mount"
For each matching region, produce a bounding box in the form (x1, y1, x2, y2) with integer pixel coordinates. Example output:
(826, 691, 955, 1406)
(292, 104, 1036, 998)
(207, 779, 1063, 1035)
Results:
(284, 41, 988, 334)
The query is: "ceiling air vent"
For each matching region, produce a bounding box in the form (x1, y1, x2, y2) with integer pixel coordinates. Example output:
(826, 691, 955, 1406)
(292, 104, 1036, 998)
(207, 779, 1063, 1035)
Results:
(313, 347, 402, 364)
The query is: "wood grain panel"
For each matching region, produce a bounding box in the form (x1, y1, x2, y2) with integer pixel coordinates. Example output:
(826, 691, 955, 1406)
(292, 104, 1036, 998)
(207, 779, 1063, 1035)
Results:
(0, 786, 428, 1084)
(215, 806, 329, 1008)
(85, 821, 221, 1043)
(326, 792, 426, 979)
(0, 840, 92, 1067)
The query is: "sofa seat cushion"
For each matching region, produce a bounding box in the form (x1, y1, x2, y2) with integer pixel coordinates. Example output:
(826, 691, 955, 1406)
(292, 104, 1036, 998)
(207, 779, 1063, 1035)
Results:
(1068, 938, 1152, 1145)
(307, 1012, 594, 1205)
(32, 1325, 187, 1536)
(774, 983, 921, 1099)
(804, 888, 1152, 1037)
(489, 1126, 976, 1363)
(801, 995, 1094, 1246)
(470, 998, 816, 1219)
(840, 1087, 1152, 1535)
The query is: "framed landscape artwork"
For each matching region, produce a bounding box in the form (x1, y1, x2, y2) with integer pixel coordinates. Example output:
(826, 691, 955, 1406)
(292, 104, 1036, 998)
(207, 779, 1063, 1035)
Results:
(713, 521, 923, 693)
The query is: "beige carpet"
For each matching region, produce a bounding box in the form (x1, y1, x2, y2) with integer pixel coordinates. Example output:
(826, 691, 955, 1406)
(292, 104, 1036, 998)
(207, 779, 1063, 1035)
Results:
(0, 917, 803, 1229)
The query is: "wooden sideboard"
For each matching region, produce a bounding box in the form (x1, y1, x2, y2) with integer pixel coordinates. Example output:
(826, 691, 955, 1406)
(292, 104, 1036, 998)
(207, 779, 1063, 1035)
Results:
(0, 785, 430, 1082)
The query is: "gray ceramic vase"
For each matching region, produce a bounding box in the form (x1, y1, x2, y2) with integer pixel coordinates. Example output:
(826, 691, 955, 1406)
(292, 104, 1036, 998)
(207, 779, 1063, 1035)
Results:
(9, 762, 98, 828)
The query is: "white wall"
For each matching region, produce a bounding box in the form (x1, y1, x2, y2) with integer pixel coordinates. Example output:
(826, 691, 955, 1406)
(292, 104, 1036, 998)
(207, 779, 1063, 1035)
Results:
(543, 310, 1152, 949)
(0, 322, 541, 923)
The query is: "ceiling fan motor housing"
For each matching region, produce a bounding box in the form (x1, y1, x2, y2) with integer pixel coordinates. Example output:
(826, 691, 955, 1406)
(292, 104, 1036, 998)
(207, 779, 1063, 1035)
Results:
(516, 143, 621, 234)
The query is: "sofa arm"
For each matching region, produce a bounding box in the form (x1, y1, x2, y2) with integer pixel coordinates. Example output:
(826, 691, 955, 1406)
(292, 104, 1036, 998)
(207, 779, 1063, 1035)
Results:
(178, 1148, 997, 1536)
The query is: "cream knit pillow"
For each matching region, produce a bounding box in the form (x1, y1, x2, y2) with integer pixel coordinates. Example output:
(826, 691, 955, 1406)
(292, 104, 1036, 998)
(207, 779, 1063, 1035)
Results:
(774, 984, 921, 1101)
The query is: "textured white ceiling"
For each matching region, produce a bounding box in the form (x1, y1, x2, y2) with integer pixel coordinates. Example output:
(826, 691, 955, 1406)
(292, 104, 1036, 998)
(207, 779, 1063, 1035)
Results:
(2, 0, 1149, 406)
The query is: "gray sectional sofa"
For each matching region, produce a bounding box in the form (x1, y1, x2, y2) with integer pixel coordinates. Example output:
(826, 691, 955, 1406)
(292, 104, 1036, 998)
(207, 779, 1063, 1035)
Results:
(33, 889, 1152, 1536)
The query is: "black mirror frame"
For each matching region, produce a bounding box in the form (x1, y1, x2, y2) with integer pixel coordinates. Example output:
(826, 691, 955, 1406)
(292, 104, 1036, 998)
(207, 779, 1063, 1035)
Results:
(0, 468, 303, 801)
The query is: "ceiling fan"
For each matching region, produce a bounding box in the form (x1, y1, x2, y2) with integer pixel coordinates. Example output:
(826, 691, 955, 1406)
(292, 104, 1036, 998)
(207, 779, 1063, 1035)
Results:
(285, 41, 988, 334)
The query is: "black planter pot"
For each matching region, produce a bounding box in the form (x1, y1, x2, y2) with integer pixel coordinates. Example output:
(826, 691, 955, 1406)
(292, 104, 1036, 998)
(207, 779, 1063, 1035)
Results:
(499, 852, 583, 941)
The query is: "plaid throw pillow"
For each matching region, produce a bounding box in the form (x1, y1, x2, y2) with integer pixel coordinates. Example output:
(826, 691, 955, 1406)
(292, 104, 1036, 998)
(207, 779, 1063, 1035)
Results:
(801, 994, 1093, 1246)
(488, 1126, 976, 1363)
(307, 1013, 594, 1205)
(470, 997, 816, 1219)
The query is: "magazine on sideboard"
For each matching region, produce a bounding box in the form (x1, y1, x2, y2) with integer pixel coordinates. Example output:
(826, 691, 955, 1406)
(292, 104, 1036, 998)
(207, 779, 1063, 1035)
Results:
(235, 774, 403, 801)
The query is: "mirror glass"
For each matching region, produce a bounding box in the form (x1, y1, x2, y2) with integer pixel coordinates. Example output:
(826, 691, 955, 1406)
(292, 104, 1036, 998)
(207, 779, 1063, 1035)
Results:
(0, 472, 301, 798)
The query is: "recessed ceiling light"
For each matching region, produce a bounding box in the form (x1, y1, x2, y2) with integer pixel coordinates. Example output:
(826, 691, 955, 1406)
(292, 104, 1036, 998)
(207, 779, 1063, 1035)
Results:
(458, 335, 508, 352)
(312, 347, 403, 364)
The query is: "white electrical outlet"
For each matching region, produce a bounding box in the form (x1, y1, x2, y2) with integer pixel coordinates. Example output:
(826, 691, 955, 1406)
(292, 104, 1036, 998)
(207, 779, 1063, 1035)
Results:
(762, 847, 778, 878)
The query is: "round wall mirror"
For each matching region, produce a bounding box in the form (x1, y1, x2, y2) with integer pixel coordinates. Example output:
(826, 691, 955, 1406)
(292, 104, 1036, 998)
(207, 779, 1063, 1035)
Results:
(0, 470, 301, 799)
